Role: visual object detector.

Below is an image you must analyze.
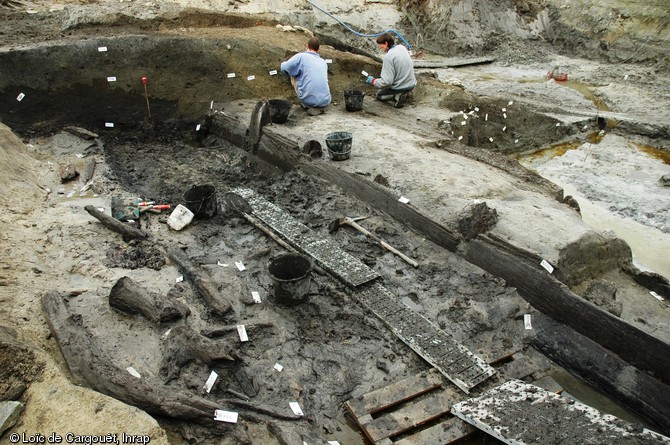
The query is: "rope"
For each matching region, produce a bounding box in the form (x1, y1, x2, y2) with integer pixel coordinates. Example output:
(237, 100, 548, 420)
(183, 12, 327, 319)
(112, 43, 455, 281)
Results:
(306, 0, 412, 50)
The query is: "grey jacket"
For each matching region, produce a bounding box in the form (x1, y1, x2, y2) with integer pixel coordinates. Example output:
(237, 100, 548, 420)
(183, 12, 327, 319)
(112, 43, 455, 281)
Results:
(375, 44, 417, 91)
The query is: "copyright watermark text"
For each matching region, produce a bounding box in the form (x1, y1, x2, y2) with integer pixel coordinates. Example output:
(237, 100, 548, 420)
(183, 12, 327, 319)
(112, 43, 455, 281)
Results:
(8, 432, 151, 445)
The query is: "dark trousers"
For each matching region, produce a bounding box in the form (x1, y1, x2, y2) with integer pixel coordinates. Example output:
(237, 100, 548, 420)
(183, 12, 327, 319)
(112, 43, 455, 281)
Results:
(376, 86, 414, 101)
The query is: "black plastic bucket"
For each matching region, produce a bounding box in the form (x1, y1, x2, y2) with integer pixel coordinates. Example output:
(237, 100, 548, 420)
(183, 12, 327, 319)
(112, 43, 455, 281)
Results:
(183, 185, 217, 219)
(269, 99, 292, 124)
(344, 90, 365, 112)
(325, 131, 353, 161)
(268, 253, 312, 306)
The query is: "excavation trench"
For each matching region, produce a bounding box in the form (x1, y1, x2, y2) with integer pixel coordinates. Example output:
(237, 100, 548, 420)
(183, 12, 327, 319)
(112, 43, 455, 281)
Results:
(3, 33, 670, 443)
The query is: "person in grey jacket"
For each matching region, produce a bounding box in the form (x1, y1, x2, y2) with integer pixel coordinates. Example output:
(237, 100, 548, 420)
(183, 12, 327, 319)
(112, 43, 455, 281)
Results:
(365, 33, 417, 108)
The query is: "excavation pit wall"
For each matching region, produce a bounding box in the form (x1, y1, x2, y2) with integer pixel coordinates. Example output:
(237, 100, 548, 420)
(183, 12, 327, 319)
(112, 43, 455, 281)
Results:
(2, 35, 670, 437)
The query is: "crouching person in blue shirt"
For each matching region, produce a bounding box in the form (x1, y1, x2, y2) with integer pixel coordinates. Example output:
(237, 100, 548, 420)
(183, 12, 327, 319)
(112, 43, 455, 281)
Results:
(280, 36, 332, 116)
(365, 32, 417, 108)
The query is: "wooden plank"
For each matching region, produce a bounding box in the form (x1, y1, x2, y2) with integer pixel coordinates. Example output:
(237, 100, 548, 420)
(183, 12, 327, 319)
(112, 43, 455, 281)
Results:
(345, 369, 443, 419)
(412, 57, 496, 69)
(363, 390, 453, 442)
(393, 417, 477, 445)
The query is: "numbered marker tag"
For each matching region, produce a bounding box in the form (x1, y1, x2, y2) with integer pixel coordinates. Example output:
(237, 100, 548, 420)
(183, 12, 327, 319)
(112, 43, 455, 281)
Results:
(126, 366, 141, 378)
(524, 314, 532, 330)
(196, 124, 201, 131)
(247, 75, 256, 81)
(540, 259, 554, 274)
(235, 261, 246, 271)
(398, 196, 410, 204)
(204, 371, 218, 393)
(252, 291, 262, 304)
(98, 46, 108, 52)
(269, 69, 278, 76)
(488, 137, 494, 142)
(361, 70, 368, 77)
(274, 363, 283, 372)
(227, 73, 236, 78)
(214, 410, 238, 423)
(176, 275, 184, 283)
(650, 291, 664, 301)
(107, 76, 117, 82)
(325, 58, 333, 64)
(105, 122, 115, 128)
(237, 325, 249, 342)
(474, 107, 479, 112)
(289, 401, 304, 416)
(16, 93, 25, 102)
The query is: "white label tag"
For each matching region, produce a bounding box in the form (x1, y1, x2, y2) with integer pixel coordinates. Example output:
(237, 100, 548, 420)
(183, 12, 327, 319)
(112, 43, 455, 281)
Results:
(398, 196, 410, 204)
(235, 261, 246, 271)
(105, 122, 114, 128)
(217, 261, 228, 267)
(474, 107, 479, 112)
(524, 314, 533, 330)
(196, 124, 201, 131)
(461, 121, 467, 126)
(252, 291, 262, 304)
(247, 75, 256, 81)
(503, 113, 507, 119)
(227, 73, 236, 78)
(214, 410, 238, 423)
(204, 371, 218, 393)
(176, 275, 184, 283)
(210, 100, 214, 109)
(16, 93, 25, 102)
(361, 70, 368, 77)
(274, 363, 283, 372)
(502, 108, 507, 112)
(488, 137, 494, 142)
(650, 291, 664, 301)
(502, 126, 506, 132)
(325, 59, 333, 64)
(508, 101, 514, 105)
(98, 46, 108, 52)
(458, 135, 463, 141)
(289, 401, 304, 416)
(269, 69, 278, 76)
(107, 76, 117, 82)
(540, 259, 554, 274)
(126, 366, 141, 378)
(237, 325, 249, 342)
(485, 113, 488, 121)
(327, 442, 341, 445)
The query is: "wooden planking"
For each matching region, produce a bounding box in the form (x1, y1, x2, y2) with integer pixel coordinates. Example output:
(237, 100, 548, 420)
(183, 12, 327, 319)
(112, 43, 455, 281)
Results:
(345, 369, 444, 419)
(452, 380, 670, 445)
(363, 389, 454, 442)
(393, 417, 477, 445)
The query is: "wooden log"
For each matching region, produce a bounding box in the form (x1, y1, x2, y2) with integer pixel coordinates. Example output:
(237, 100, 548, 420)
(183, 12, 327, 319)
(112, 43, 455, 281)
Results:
(84, 205, 148, 240)
(109, 276, 190, 324)
(530, 313, 670, 436)
(466, 235, 670, 386)
(41, 291, 303, 423)
(167, 248, 232, 316)
(160, 325, 236, 383)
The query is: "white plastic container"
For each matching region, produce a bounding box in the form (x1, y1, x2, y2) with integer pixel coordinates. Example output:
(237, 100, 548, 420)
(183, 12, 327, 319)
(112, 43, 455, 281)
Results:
(167, 204, 194, 231)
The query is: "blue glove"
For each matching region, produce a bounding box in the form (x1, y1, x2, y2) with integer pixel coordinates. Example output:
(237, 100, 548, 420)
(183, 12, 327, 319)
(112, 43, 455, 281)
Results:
(365, 75, 376, 85)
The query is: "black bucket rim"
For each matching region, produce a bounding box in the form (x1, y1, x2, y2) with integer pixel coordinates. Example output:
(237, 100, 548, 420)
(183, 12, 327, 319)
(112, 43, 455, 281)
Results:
(269, 98, 292, 109)
(325, 131, 353, 142)
(343, 90, 365, 97)
(183, 184, 217, 219)
(268, 253, 312, 282)
(184, 184, 215, 202)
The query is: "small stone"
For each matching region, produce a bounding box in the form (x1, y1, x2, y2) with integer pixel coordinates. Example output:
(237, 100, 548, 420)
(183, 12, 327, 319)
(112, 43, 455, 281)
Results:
(0, 401, 24, 436)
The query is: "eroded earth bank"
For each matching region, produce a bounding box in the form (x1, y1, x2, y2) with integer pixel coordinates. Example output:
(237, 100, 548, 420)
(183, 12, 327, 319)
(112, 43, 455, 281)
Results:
(0, 0, 669, 444)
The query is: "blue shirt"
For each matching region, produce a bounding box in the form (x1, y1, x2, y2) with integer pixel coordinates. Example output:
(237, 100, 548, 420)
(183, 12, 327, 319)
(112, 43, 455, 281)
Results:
(280, 51, 331, 108)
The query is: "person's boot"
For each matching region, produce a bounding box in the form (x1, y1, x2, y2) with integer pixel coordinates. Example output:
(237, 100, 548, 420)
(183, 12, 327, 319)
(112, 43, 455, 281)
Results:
(393, 93, 405, 108)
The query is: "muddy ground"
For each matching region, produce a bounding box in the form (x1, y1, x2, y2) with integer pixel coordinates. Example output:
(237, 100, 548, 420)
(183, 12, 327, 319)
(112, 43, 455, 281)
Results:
(1, 0, 669, 444)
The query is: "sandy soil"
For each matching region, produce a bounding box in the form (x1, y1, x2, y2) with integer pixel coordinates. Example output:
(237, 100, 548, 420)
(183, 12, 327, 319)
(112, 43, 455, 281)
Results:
(1, 0, 669, 444)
